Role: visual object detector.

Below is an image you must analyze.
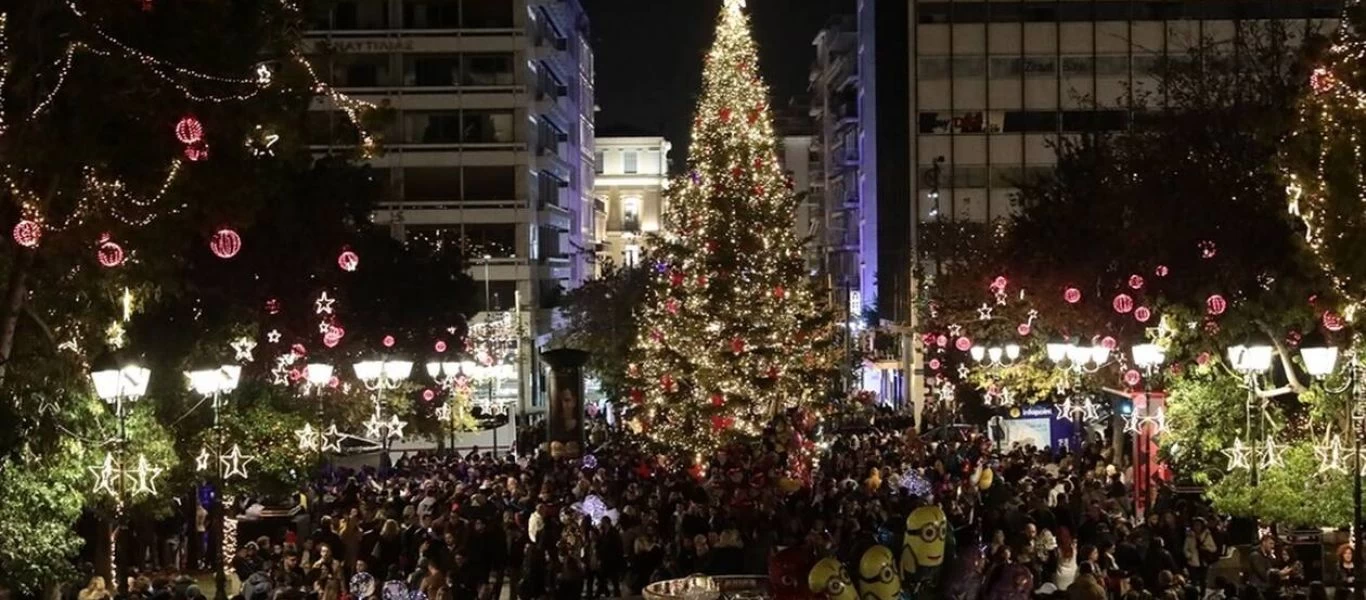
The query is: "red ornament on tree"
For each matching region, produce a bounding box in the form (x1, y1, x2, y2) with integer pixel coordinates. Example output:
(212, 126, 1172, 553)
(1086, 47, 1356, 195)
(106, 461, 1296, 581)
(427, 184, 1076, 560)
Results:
(1312, 66, 1337, 94)
(955, 336, 972, 352)
(669, 270, 685, 287)
(1017, 323, 1032, 336)
(291, 343, 307, 357)
(1101, 336, 1117, 350)
(12, 220, 41, 248)
(1206, 294, 1227, 316)
(711, 416, 734, 431)
(338, 249, 359, 272)
(629, 388, 644, 404)
(422, 389, 436, 402)
(719, 107, 733, 122)
(660, 373, 675, 392)
(175, 116, 204, 144)
(773, 285, 785, 299)
(1324, 311, 1347, 332)
(928, 358, 941, 370)
(1123, 369, 1142, 387)
(710, 393, 724, 407)
(990, 275, 1008, 293)
(747, 109, 761, 124)
(1155, 265, 1169, 277)
(666, 298, 680, 314)
(265, 298, 281, 315)
(209, 228, 242, 259)
(1134, 306, 1152, 323)
(1112, 294, 1134, 314)
(1128, 274, 1145, 290)
(936, 334, 949, 347)
(730, 337, 746, 353)
(97, 237, 125, 267)
(322, 325, 345, 348)
(1064, 287, 1082, 304)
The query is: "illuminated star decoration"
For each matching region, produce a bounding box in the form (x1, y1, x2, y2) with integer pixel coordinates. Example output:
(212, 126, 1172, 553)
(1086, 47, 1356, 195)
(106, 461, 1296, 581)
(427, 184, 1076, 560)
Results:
(385, 415, 407, 440)
(1259, 436, 1285, 470)
(434, 402, 452, 422)
(1147, 407, 1169, 435)
(1055, 398, 1077, 421)
(1123, 412, 1141, 434)
(125, 454, 164, 496)
(956, 363, 970, 379)
(947, 324, 963, 337)
(320, 424, 344, 453)
(977, 304, 994, 321)
(1316, 433, 1350, 475)
(220, 444, 255, 480)
(195, 447, 211, 472)
(255, 63, 274, 86)
(246, 125, 279, 157)
(1026, 309, 1040, 325)
(314, 292, 336, 315)
(363, 414, 385, 440)
(231, 338, 256, 362)
(89, 453, 119, 495)
(1222, 438, 1251, 471)
(994, 290, 1008, 306)
(295, 424, 319, 452)
(318, 320, 332, 334)
(266, 329, 281, 344)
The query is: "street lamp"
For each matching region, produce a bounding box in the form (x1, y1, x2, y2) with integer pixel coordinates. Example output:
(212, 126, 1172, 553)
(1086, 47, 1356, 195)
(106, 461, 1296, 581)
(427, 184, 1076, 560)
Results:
(1228, 344, 1274, 486)
(354, 358, 412, 474)
(1300, 344, 1362, 580)
(185, 365, 241, 600)
(1130, 344, 1166, 516)
(971, 344, 1020, 368)
(90, 363, 152, 593)
(427, 360, 463, 450)
(293, 363, 343, 456)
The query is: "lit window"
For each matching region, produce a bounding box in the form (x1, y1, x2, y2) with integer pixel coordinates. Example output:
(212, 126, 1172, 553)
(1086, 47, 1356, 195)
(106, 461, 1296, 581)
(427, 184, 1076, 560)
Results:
(623, 151, 638, 174)
(624, 244, 640, 267)
(622, 196, 641, 232)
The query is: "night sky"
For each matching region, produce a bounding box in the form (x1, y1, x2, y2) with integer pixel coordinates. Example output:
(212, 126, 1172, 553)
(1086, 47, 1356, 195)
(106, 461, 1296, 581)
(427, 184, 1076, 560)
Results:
(581, 0, 854, 170)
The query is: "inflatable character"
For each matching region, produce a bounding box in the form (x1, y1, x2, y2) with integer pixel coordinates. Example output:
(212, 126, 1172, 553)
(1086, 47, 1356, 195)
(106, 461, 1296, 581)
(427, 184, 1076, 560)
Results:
(900, 505, 950, 597)
(856, 546, 900, 600)
(770, 546, 818, 600)
(808, 557, 857, 600)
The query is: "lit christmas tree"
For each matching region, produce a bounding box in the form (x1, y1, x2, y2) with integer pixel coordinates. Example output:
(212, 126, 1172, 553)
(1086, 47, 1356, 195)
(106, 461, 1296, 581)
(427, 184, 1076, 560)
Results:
(625, 0, 840, 452)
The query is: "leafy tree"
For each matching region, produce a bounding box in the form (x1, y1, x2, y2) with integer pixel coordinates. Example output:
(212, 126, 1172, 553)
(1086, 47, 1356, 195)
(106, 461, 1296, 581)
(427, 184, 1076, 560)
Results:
(560, 259, 648, 403)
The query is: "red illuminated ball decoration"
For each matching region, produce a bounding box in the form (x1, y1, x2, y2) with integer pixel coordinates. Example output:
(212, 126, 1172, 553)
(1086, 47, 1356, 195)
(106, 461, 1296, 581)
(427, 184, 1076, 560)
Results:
(1206, 294, 1227, 316)
(1324, 311, 1346, 332)
(1123, 369, 1142, 387)
(1134, 306, 1152, 323)
(660, 373, 675, 392)
(955, 336, 972, 352)
(434, 339, 448, 353)
(322, 325, 345, 348)
(1128, 274, 1145, 290)
(1155, 265, 1169, 277)
(291, 343, 307, 357)
(97, 238, 125, 267)
(990, 275, 1008, 292)
(338, 249, 359, 272)
(928, 358, 941, 370)
(1064, 287, 1082, 304)
(175, 116, 204, 144)
(328, 376, 340, 389)
(731, 337, 746, 354)
(629, 388, 644, 404)
(1101, 336, 1117, 350)
(1312, 67, 1337, 94)
(710, 393, 724, 407)
(382, 335, 396, 348)
(184, 141, 210, 162)
(422, 389, 436, 402)
(719, 107, 732, 122)
(711, 416, 734, 431)
(12, 220, 41, 248)
(936, 334, 948, 347)
(1112, 294, 1134, 314)
(773, 285, 785, 299)
(209, 228, 242, 259)
(669, 271, 684, 287)
(1198, 240, 1217, 259)
(1017, 323, 1032, 336)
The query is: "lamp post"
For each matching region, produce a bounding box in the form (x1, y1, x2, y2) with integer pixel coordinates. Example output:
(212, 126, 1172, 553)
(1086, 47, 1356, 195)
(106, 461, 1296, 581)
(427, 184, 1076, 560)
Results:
(970, 343, 1021, 368)
(1131, 343, 1166, 516)
(90, 363, 152, 593)
(1300, 344, 1362, 580)
(353, 359, 412, 474)
(185, 365, 242, 600)
(1227, 344, 1274, 486)
(426, 360, 462, 450)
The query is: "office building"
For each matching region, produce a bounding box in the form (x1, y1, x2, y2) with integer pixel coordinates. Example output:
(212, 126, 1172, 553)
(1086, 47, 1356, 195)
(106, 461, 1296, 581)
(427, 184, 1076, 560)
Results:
(593, 135, 671, 268)
(304, 0, 597, 425)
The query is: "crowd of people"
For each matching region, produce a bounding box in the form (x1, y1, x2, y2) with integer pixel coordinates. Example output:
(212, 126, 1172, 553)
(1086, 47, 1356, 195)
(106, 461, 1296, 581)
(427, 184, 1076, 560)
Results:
(60, 415, 1360, 600)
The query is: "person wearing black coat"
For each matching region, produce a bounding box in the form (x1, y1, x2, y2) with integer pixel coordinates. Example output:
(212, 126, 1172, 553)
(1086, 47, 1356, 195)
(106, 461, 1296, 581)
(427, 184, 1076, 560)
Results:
(593, 519, 625, 598)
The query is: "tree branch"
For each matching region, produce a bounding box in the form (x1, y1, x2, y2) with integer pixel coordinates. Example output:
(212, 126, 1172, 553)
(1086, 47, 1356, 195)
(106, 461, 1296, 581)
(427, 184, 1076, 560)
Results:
(1257, 319, 1308, 394)
(21, 305, 55, 348)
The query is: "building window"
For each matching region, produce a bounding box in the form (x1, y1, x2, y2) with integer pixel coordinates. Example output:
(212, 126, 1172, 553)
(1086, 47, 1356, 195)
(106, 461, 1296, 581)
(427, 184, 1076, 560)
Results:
(623, 244, 640, 267)
(594, 151, 604, 174)
(460, 0, 514, 28)
(462, 53, 515, 86)
(405, 55, 460, 86)
(622, 197, 641, 232)
(463, 110, 514, 143)
(623, 151, 638, 174)
(538, 172, 564, 208)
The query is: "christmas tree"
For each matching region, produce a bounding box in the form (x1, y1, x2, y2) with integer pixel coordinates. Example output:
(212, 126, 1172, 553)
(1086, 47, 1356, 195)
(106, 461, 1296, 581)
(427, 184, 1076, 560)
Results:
(626, 0, 840, 452)
(1283, 5, 1366, 316)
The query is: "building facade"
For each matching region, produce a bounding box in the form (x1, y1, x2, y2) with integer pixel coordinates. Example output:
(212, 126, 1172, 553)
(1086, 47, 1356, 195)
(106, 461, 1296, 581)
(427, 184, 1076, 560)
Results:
(592, 136, 671, 268)
(305, 0, 597, 423)
(826, 0, 1341, 411)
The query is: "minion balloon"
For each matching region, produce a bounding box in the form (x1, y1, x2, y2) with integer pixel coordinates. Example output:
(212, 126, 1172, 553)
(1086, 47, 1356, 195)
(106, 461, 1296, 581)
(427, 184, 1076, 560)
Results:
(856, 546, 900, 600)
(808, 557, 857, 600)
(901, 505, 952, 599)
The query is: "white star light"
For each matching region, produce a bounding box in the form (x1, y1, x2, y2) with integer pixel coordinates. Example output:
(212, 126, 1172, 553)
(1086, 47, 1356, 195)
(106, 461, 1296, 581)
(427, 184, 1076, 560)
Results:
(295, 424, 319, 452)
(435, 403, 452, 422)
(1223, 438, 1251, 471)
(321, 424, 344, 453)
(125, 454, 163, 496)
(255, 63, 274, 86)
(1259, 437, 1285, 470)
(977, 304, 994, 320)
(231, 338, 256, 362)
(266, 329, 281, 344)
(1124, 412, 1141, 434)
(1056, 398, 1076, 421)
(994, 290, 1008, 306)
(318, 320, 332, 334)
(89, 453, 119, 495)
(270, 367, 289, 386)
(363, 414, 385, 440)
(385, 415, 407, 440)
(195, 447, 211, 472)
(220, 445, 254, 480)
(1316, 434, 1350, 475)
(1080, 399, 1101, 422)
(956, 363, 970, 379)
(724, 0, 745, 14)
(314, 292, 336, 315)
(947, 324, 962, 337)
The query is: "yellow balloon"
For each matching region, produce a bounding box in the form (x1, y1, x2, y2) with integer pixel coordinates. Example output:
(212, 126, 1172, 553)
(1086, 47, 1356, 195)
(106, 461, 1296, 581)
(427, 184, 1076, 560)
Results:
(809, 557, 857, 600)
(778, 478, 802, 494)
(977, 467, 994, 490)
(901, 505, 948, 581)
(856, 546, 900, 600)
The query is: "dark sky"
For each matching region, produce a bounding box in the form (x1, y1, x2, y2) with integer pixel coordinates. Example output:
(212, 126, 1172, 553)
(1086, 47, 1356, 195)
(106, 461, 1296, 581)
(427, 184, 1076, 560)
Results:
(581, 0, 854, 168)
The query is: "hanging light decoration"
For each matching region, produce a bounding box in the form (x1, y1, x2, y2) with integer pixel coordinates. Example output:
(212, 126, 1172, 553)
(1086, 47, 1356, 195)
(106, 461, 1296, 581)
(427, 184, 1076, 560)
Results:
(12, 220, 41, 248)
(1113, 294, 1134, 314)
(209, 228, 242, 259)
(337, 249, 359, 272)
(175, 116, 204, 144)
(1206, 294, 1227, 316)
(97, 236, 125, 267)
(1064, 287, 1082, 304)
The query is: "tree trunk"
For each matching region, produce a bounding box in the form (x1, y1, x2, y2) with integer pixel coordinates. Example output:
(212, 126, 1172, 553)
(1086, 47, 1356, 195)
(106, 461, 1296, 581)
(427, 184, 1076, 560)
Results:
(0, 248, 34, 385)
